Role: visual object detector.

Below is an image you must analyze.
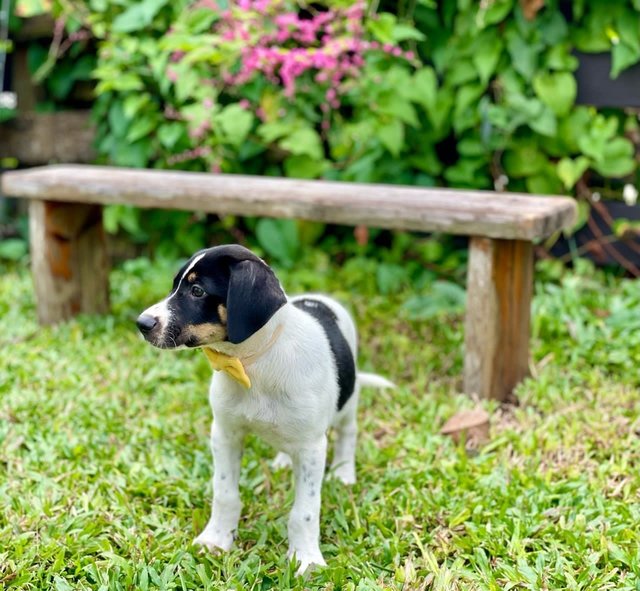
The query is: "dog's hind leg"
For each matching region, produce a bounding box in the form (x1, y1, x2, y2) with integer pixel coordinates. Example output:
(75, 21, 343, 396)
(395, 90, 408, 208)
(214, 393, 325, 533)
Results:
(272, 451, 293, 470)
(194, 422, 245, 553)
(329, 392, 358, 485)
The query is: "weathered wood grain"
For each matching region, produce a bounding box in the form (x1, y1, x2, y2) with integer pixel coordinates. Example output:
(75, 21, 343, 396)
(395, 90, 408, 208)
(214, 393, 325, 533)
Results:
(29, 200, 109, 324)
(0, 113, 95, 165)
(463, 237, 533, 400)
(2, 165, 577, 240)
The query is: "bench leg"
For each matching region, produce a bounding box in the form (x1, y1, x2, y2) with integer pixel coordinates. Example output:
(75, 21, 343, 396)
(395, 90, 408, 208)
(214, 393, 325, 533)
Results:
(29, 199, 110, 325)
(463, 237, 533, 401)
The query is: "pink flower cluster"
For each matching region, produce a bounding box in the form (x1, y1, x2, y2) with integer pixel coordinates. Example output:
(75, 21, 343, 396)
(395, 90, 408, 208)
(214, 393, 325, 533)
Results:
(207, 0, 412, 108)
(167, 145, 211, 164)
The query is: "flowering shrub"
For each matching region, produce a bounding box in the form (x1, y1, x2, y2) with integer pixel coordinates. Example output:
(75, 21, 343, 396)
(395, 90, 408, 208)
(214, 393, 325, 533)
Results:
(14, 0, 639, 263)
(90, 0, 430, 184)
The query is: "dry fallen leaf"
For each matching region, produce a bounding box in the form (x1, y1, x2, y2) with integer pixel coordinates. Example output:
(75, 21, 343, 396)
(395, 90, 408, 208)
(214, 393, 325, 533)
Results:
(441, 407, 490, 447)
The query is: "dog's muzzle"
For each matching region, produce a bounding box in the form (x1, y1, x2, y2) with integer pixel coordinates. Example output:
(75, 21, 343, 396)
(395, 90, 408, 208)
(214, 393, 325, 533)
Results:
(136, 313, 158, 336)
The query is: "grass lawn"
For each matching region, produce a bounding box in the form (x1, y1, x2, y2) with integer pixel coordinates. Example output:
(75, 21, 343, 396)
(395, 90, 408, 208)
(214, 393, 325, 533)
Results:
(1, 252, 640, 590)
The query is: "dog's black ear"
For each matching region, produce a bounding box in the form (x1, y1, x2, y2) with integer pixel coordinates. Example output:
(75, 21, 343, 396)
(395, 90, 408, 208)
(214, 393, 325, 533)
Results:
(226, 259, 287, 344)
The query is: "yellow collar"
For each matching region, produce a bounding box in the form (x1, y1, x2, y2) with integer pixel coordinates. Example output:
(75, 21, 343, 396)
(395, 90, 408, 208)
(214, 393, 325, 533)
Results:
(202, 325, 283, 389)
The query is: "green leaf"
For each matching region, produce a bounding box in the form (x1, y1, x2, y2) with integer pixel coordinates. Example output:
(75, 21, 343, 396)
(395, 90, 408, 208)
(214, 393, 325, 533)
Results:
(184, 8, 220, 34)
(217, 105, 254, 147)
(111, 140, 152, 168)
(392, 23, 426, 42)
(296, 220, 325, 247)
(403, 281, 466, 319)
(408, 145, 443, 175)
(47, 55, 94, 100)
(429, 89, 454, 136)
(616, 12, 640, 53)
(367, 12, 397, 44)
(127, 115, 157, 143)
(446, 60, 478, 87)
(529, 106, 557, 137)
(378, 120, 404, 157)
(280, 128, 323, 160)
(532, 72, 576, 116)
(258, 121, 294, 143)
(478, 0, 513, 27)
(454, 84, 484, 131)
(558, 107, 593, 153)
(526, 173, 564, 195)
(0, 238, 28, 261)
(506, 31, 541, 78)
(108, 101, 129, 139)
(255, 219, 299, 268)
(103, 205, 144, 238)
(174, 69, 201, 103)
(284, 155, 327, 179)
(611, 42, 640, 79)
(593, 138, 636, 177)
(458, 138, 486, 157)
(376, 264, 409, 295)
(503, 143, 548, 177)
(378, 95, 419, 127)
(546, 44, 579, 71)
(123, 94, 150, 119)
(0, 107, 16, 123)
(112, 0, 170, 33)
(444, 158, 488, 186)
(577, 115, 621, 161)
(409, 67, 438, 112)
(539, 10, 569, 46)
(472, 34, 503, 84)
(26, 44, 48, 77)
(158, 123, 184, 149)
(556, 157, 590, 189)
(95, 73, 144, 93)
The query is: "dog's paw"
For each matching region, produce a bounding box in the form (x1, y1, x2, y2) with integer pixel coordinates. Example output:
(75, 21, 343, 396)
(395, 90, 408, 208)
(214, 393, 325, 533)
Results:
(288, 547, 327, 575)
(272, 451, 293, 470)
(193, 528, 235, 553)
(329, 463, 356, 485)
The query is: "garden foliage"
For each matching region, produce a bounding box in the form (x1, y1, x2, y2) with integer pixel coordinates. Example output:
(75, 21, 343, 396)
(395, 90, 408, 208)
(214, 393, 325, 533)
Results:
(6, 0, 640, 262)
(80, 0, 640, 191)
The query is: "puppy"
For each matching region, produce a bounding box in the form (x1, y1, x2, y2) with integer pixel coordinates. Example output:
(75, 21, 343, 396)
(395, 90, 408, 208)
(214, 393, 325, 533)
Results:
(136, 244, 393, 572)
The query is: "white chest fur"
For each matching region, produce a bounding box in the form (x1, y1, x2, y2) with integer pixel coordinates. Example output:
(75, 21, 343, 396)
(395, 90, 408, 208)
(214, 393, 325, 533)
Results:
(209, 308, 339, 450)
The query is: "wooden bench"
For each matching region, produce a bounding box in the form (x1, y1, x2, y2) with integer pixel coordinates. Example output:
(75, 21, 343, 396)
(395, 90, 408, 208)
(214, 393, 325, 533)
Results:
(1, 164, 577, 401)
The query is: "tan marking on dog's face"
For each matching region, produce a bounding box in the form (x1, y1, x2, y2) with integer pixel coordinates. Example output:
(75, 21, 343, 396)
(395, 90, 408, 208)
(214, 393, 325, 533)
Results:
(218, 304, 228, 325)
(187, 272, 197, 283)
(184, 322, 227, 345)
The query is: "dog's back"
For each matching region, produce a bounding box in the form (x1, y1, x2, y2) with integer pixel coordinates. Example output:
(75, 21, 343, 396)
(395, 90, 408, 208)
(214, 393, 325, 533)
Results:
(289, 294, 358, 412)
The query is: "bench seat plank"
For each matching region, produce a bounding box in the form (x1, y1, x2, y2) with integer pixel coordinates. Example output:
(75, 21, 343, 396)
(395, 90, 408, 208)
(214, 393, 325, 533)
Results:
(2, 164, 576, 241)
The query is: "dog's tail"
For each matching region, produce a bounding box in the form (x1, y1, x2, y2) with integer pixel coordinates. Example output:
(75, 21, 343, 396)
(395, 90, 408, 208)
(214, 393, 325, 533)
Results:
(358, 372, 396, 389)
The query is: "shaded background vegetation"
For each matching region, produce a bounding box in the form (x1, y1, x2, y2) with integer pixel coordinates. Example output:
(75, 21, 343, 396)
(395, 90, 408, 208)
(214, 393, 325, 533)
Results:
(2, 0, 640, 273)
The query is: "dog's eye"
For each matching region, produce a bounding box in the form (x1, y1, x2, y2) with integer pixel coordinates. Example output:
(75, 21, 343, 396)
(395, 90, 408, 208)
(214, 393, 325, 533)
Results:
(191, 285, 205, 298)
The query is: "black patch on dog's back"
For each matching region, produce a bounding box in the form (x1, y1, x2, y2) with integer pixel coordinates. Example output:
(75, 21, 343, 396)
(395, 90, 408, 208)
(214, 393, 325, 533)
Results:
(293, 298, 356, 411)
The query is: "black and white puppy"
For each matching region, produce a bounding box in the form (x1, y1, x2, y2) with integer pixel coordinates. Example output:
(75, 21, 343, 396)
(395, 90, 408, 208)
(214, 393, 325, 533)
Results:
(136, 244, 393, 573)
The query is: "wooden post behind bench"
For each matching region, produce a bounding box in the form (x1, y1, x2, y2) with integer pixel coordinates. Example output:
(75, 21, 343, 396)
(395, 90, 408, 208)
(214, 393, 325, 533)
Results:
(463, 237, 533, 401)
(29, 200, 110, 324)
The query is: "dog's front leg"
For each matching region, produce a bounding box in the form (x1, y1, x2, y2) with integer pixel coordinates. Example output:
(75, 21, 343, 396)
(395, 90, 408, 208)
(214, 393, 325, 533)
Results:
(287, 436, 328, 574)
(194, 422, 245, 553)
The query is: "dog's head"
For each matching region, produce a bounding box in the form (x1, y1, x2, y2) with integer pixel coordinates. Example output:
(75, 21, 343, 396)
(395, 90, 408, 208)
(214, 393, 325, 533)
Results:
(136, 245, 287, 349)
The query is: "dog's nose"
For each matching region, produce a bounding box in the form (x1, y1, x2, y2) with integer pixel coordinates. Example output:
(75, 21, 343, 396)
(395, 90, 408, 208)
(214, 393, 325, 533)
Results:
(136, 314, 158, 334)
